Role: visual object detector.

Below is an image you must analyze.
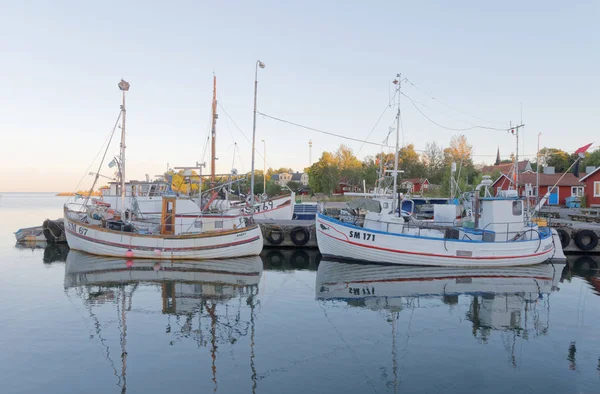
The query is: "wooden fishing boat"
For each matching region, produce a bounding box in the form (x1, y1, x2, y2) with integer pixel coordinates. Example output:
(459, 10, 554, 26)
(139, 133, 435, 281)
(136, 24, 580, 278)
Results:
(63, 80, 263, 260)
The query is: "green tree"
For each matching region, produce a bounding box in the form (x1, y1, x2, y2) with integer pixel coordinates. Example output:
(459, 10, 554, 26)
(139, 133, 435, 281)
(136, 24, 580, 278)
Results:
(265, 180, 282, 197)
(585, 148, 600, 168)
(308, 151, 340, 195)
(538, 148, 570, 172)
(286, 181, 301, 192)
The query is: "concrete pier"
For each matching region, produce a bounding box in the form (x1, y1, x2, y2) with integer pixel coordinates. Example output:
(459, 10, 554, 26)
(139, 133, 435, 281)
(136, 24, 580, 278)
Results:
(255, 219, 318, 248)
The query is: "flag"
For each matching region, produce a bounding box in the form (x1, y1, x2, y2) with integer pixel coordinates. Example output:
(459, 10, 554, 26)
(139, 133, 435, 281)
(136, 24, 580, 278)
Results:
(572, 143, 592, 177)
(574, 143, 593, 155)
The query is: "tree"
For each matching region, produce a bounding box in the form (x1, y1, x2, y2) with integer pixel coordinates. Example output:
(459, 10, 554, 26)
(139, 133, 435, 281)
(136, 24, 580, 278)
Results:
(286, 181, 301, 193)
(444, 134, 473, 166)
(538, 148, 570, 172)
(265, 180, 282, 197)
(422, 141, 445, 184)
(397, 144, 424, 178)
(308, 151, 340, 195)
(585, 148, 600, 168)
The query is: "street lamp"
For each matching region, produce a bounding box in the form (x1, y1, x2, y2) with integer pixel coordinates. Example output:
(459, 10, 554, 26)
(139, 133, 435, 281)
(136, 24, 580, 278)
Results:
(261, 139, 266, 194)
(250, 60, 266, 204)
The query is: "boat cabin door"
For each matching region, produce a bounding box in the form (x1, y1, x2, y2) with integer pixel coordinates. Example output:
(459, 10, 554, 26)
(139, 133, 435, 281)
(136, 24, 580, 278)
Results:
(161, 197, 176, 235)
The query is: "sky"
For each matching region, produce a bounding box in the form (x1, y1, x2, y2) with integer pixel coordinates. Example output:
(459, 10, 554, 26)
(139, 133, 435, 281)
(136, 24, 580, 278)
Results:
(0, 0, 598, 192)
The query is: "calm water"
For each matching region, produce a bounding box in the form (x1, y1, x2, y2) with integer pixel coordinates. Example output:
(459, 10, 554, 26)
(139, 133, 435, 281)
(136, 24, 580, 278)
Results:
(1, 193, 600, 394)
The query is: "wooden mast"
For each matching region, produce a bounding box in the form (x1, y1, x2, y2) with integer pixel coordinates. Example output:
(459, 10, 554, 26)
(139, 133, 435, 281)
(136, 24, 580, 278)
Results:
(211, 75, 217, 187)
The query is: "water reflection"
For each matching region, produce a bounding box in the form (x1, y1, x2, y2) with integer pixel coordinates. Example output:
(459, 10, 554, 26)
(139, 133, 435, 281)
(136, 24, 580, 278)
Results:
(317, 260, 564, 383)
(64, 251, 262, 394)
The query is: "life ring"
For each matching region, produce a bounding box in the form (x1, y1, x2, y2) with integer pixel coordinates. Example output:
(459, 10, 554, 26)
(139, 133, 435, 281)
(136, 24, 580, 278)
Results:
(290, 226, 310, 246)
(290, 250, 310, 269)
(556, 228, 571, 249)
(265, 250, 285, 267)
(574, 229, 599, 251)
(265, 225, 284, 245)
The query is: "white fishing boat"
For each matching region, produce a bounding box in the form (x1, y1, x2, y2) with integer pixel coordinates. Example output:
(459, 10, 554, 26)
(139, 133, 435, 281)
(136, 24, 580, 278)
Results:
(317, 190, 565, 267)
(64, 80, 263, 260)
(317, 75, 565, 268)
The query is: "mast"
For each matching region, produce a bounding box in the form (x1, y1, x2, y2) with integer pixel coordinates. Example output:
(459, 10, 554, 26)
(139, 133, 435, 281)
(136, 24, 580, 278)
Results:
(211, 75, 217, 187)
(392, 74, 401, 210)
(251, 60, 266, 205)
(118, 79, 130, 218)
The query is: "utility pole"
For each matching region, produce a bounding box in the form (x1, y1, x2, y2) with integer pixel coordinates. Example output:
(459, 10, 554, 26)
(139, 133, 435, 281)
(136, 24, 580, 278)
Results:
(510, 123, 525, 192)
(309, 139, 312, 167)
(210, 75, 217, 188)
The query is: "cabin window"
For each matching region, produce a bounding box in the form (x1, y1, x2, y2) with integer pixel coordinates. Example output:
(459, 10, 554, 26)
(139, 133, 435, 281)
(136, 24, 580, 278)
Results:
(194, 220, 202, 228)
(167, 202, 173, 213)
(215, 221, 223, 229)
(571, 186, 584, 197)
(512, 201, 522, 216)
(382, 202, 389, 210)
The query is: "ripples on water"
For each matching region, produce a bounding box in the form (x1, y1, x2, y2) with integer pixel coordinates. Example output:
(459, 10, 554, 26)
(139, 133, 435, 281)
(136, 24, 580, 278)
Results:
(1, 194, 600, 394)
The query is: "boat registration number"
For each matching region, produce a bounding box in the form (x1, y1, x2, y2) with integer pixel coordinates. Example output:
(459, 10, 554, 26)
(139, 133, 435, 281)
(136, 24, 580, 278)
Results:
(67, 222, 88, 236)
(348, 230, 376, 242)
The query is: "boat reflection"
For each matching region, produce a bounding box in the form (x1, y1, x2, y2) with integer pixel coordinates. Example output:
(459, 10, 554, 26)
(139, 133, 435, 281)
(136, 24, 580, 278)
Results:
(317, 261, 564, 336)
(64, 250, 263, 393)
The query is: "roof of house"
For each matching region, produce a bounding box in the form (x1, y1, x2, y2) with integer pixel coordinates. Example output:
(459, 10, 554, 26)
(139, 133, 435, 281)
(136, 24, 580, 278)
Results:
(493, 171, 586, 187)
(482, 160, 531, 175)
(401, 178, 427, 185)
(580, 167, 600, 182)
(291, 172, 304, 181)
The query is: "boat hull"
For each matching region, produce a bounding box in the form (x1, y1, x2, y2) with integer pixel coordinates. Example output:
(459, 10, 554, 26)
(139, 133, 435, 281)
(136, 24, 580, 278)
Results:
(64, 213, 263, 260)
(316, 213, 557, 267)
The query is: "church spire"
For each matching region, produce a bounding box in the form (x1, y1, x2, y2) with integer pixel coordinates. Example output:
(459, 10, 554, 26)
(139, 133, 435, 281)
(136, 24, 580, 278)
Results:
(495, 146, 501, 165)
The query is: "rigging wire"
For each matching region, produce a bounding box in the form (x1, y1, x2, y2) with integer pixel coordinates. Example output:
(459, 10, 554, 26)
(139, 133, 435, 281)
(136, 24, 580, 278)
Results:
(217, 100, 267, 163)
(67, 110, 123, 203)
(357, 89, 398, 155)
(401, 91, 507, 132)
(402, 90, 506, 129)
(404, 78, 507, 126)
(257, 111, 537, 158)
(257, 111, 396, 149)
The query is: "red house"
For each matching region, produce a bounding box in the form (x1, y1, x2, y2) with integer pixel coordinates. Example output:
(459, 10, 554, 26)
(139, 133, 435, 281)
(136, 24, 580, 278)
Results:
(400, 178, 429, 194)
(333, 179, 360, 195)
(492, 171, 584, 205)
(580, 167, 600, 207)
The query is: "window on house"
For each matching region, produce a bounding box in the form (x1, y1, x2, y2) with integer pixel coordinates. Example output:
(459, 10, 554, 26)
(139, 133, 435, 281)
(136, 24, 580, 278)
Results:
(572, 186, 584, 197)
(512, 201, 522, 216)
(595, 182, 600, 197)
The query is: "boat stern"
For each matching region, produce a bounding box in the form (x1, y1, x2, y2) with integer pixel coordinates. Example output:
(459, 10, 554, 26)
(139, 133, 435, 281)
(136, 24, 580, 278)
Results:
(550, 228, 567, 262)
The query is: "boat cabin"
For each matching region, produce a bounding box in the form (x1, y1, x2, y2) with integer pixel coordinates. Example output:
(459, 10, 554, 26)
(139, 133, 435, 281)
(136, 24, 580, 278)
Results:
(102, 180, 170, 198)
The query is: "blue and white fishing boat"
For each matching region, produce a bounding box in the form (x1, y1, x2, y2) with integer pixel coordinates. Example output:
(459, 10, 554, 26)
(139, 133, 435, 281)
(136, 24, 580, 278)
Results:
(317, 180, 566, 267)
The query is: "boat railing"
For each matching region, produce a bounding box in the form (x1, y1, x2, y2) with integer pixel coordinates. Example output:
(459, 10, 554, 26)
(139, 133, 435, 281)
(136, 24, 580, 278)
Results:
(480, 222, 544, 243)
